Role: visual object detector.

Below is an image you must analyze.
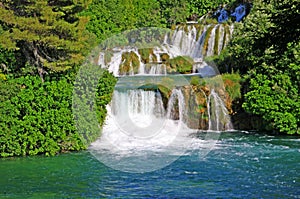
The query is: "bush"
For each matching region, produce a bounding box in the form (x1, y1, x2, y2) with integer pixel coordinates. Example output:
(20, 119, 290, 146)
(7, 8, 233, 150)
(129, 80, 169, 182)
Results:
(0, 68, 117, 157)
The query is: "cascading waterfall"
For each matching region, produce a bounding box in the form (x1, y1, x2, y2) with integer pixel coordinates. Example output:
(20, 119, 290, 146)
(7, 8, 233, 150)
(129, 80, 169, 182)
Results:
(110, 88, 186, 129)
(90, 87, 190, 154)
(98, 23, 234, 132)
(217, 25, 225, 55)
(90, 23, 235, 162)
(168, 24, 232, 59)
(105, 50, 123, 76)
(98, 23, 233, 76)
(110, 87, 232, 132)
(207, 89, 233, 131)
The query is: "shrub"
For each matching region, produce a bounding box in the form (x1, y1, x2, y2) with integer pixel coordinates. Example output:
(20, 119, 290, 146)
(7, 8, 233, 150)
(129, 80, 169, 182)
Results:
(0, 68, 117, 157)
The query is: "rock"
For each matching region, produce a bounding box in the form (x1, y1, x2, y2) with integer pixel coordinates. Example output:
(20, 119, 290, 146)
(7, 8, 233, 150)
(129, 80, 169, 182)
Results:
(119, 51, 140, 75)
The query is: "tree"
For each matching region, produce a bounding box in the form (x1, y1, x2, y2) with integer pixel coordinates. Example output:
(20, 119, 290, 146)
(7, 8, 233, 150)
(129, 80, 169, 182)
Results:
(0, 0, 95, 80)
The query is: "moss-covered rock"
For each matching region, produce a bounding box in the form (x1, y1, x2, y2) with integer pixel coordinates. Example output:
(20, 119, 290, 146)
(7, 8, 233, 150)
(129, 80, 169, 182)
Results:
(202, 25, 215, 56)
(214, 25, 220, 55)
(119, 51, 140, 75)
(160, 53, 170, 62)
(190, 76, 201, 86)
(166, 55, 194, 74)
(180, 85, 209, 129)
(138, 48, 157, 64)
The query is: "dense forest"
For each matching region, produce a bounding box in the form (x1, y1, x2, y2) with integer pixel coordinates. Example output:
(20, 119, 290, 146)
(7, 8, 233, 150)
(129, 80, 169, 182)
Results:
(0, 0, 299, 157)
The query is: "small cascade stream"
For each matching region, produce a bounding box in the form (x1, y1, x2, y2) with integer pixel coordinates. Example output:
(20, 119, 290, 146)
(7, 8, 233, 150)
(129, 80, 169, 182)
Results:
(207, 89, 233, 131)
(166, 89, 186, 121)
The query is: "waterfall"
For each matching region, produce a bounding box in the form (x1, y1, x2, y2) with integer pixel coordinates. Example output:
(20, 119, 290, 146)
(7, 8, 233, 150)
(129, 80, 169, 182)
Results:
(171, 25, 198, 57)
(97, 52, 105, 67)
(110, 88, 188, 129)
(92, 88, 188, 152)
(166, 89, 186, 122)
(217, 25, 225, 55)
(90, 24, 235, 158)
(207, 89, 232, 131)
(99, 23, 234, 131)
(168, 24, 231, 59)
(106, 50, 123, 76)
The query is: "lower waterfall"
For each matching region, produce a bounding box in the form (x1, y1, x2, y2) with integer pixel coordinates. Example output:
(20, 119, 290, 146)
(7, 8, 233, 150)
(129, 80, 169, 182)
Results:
(89, 83, 231, 172)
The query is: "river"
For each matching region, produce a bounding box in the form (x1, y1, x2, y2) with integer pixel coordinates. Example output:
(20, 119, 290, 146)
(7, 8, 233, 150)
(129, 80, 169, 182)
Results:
(1, 131, 299, 198)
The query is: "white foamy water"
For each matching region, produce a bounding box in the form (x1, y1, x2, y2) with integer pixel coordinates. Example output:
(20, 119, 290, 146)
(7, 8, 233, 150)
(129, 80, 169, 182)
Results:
(89, 88, 221, 173)
(90, 89, 189, 152)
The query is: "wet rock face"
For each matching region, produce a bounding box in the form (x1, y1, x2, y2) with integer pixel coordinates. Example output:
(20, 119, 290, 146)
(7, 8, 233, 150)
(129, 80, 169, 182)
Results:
(135, 80, 265, 131)
(152, 84, 226, 130)
(183, 85, 209, 129)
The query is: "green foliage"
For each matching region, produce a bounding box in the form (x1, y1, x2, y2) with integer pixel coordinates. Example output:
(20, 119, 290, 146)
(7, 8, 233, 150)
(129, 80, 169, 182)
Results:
(242, 72, 299, 134)
(0, 68, 116, 157)
(72, 65, 117, 146)
(0, 76, 82, 157)
(95, 70, 117, 127)
(187, 0, 233, 18)
(81, 0, 163, 43)
(82, 0, 238, 43)
(0, 45, 18, 74)
(190, 76, 201, 86)
(157, 0, 189, 25)
(222, 0, 300, 134)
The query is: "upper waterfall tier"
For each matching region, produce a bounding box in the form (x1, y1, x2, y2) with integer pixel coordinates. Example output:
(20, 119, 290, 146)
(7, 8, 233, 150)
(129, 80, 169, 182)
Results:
(169, 23, 233, 58)
(97, 23, 233, 77)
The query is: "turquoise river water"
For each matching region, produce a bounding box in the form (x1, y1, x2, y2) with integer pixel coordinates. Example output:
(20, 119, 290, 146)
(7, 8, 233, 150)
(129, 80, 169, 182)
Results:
(0, 131, 299, 198)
